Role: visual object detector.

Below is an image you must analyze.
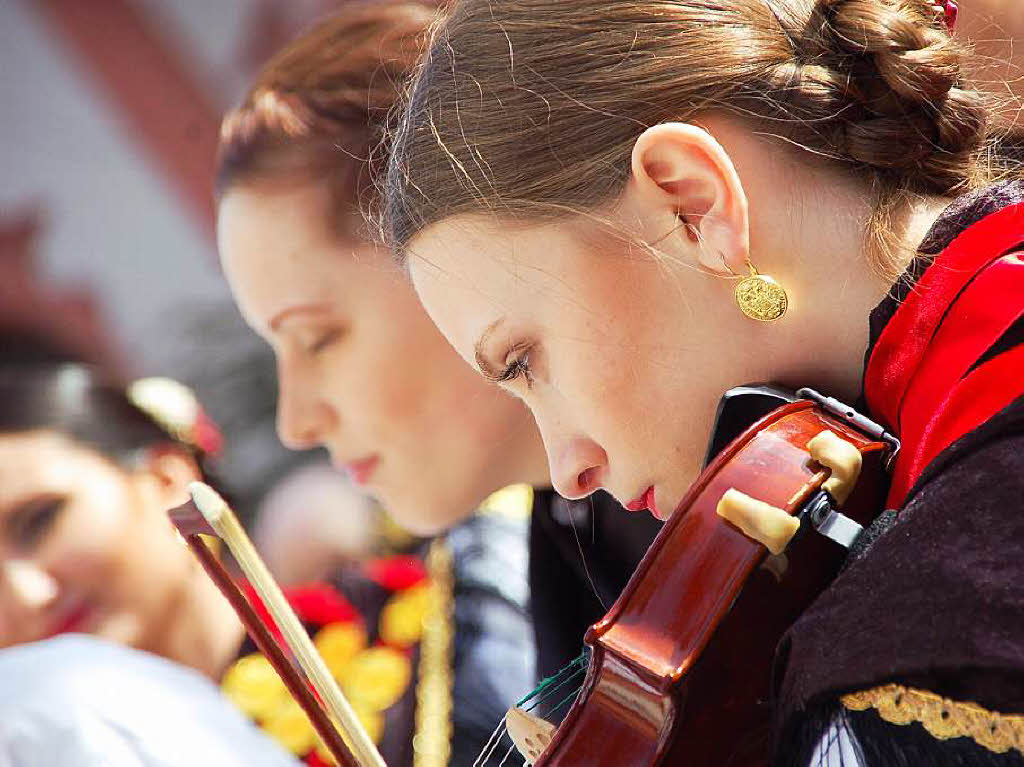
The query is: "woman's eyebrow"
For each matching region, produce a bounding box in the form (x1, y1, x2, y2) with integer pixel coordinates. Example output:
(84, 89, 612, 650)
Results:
(474, 316, 507, 381)
(268, 303, 332, 332)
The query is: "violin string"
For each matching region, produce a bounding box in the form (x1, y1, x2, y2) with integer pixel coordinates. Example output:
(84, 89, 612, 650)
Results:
(516, 652, 587, 707)
(547, 686, 584, 717)
(524, 666, 585, 713)
(474, 722, 509, 767)
(496, 741, 519, 766)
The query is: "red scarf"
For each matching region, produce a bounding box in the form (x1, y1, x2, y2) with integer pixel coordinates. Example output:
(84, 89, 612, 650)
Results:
(864, 202, 1024, 510)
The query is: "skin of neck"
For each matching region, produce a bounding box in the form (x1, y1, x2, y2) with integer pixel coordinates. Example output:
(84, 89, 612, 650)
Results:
(148, 558, 246, 681)
(705, 116, 953, 402)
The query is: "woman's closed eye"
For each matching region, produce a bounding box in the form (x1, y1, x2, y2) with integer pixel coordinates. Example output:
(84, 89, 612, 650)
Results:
(7, 495, 66, 552)
(305, 327, 345, 356)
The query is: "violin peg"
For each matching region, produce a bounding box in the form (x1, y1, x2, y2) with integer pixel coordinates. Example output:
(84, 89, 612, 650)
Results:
(505, 706, 556, 763)
(807, 430, 862, 505)
(716, 488, 800, 555)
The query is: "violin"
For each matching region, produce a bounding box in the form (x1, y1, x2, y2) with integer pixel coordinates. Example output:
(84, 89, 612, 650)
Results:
(499, 386, 896, 766)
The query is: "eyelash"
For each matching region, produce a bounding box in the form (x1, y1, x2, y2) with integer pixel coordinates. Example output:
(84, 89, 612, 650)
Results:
(11, 497, 65, 551)
(307, 329, 343, 356)
(499, 346, 534, 387)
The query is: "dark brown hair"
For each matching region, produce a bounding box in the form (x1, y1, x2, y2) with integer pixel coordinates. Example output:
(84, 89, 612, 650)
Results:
(216, 0, 440, 226)
(384, 0, 1011, 271)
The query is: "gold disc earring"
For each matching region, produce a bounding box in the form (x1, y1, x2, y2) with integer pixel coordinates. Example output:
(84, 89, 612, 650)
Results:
(734, 260, 788, 321)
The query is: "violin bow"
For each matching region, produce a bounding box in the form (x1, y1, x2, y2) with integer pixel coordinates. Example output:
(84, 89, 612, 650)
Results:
(167, 482, 385, 767)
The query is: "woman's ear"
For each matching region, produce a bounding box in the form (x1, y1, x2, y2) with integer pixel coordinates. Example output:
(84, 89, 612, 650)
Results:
(136, 446, 203, 509)
(628, 122, 750, 275)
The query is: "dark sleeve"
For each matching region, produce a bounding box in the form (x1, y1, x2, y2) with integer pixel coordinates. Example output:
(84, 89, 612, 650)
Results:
(447, 514, 535, 764)
(775, 423, 1024, 765)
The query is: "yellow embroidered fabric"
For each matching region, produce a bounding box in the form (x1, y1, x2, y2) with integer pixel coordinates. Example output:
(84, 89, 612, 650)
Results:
(222, 621, 412, 761)
(841, 683, 1024, 755)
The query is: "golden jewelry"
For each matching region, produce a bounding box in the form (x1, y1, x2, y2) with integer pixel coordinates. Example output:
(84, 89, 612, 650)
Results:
(734, 261, 788, 322)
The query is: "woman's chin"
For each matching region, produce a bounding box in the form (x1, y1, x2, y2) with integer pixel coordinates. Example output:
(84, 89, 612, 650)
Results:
(385, 494, 474, 538)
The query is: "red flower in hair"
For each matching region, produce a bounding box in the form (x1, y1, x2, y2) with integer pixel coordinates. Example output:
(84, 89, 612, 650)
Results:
(192, 409, 224, 456)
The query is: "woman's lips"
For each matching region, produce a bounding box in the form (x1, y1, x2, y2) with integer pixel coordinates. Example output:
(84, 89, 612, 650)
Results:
(47, 601, 94, 638)
(625, 486, 658, 515)
(340, 455, 380, 486)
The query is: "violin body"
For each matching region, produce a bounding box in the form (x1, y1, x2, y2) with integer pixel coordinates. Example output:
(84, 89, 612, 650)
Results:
(535, 398, 888, 766)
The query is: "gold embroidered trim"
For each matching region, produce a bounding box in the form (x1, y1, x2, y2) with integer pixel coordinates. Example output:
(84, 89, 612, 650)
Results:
(841, 683, 1024, 755)
(412, 539, 454, 767)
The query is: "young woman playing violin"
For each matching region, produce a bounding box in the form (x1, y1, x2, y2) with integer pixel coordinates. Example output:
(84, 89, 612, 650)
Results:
(383, 0, 1024, 763)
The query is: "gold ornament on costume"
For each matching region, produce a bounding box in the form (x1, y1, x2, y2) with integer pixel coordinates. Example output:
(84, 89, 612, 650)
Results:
(342, 646, 413, 711)
(479, 484, 534, 519)
(734, 262, 788, 322)
(314, 622, 367, 672)
(413, 540, 454, 767)
(221, 653, 288, 720)
(380, 583, 432, 647)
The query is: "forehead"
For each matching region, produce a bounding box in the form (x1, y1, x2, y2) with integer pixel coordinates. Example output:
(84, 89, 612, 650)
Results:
(407, 213, 614, 349)
(217, 182, 393, 328)
(0, 431, 101, 500)
(407, 217, 539, 349)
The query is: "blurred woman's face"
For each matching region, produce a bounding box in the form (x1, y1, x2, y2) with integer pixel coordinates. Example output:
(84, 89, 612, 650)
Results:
(218, 181, 546, 535)
(0, 431, 196, 650)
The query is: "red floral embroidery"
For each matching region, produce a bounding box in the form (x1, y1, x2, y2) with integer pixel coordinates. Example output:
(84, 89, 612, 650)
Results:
(241, 582, 358, 645)
(364, 555, 428, 590)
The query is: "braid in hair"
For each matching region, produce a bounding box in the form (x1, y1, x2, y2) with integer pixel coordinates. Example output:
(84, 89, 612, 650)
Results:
(762, 0, 988, 195)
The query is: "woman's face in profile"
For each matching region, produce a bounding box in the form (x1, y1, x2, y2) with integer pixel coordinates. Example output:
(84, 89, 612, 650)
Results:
(219, 180, 545, 536)
(0, 431, 195, 650)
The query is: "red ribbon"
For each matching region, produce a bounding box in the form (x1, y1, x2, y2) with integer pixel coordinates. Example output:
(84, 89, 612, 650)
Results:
(864, 202, 1024, 509)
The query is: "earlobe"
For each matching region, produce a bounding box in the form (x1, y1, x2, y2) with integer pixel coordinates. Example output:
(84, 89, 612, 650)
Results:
(139, 447, 202, 508)
(630, 122, 750, 275)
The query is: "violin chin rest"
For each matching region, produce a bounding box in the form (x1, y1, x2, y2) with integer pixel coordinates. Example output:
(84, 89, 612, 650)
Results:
(506, 706, 556, 763)
(716, 488, 800, 555)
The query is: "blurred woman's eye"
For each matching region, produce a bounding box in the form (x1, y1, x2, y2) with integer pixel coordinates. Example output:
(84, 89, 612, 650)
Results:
(305, 328, 345, 356)
(7, 496, 66, 552)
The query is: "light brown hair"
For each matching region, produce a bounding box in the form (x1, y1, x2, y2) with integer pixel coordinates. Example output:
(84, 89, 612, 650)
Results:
(216, 0, 440, 227)
(384, 0, 1012, 272)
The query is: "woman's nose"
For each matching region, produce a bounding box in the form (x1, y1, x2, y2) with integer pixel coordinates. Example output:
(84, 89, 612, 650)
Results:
(548, 437, 608, 500)
(276, 364, 336, 450)
(2, 560, 59, 610)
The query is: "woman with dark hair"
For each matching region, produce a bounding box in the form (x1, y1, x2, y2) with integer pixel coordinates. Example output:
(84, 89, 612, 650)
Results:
(0, 365, 236, 670)
(0, 364, 458, 765)
(383, 0, 1024, 763)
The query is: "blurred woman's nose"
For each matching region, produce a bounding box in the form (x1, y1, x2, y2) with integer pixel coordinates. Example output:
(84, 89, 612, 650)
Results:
(275, 360, 336, 450)
(2, 560, 58, 611)
(548, 436, 608, 500)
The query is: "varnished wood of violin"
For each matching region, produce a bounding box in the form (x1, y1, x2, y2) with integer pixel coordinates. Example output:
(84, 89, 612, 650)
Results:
(534, 400, 888, 766)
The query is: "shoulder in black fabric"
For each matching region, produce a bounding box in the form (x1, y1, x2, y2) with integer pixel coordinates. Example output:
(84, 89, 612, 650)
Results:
(773, 415, 1024, 754)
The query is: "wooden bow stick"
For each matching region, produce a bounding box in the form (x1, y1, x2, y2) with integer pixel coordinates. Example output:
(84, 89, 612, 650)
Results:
(172, 482, 385, 767)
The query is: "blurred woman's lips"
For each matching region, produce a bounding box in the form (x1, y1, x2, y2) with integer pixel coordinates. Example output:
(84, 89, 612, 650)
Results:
(337, 455, 380, 486)
(47, 600, 94, 638)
